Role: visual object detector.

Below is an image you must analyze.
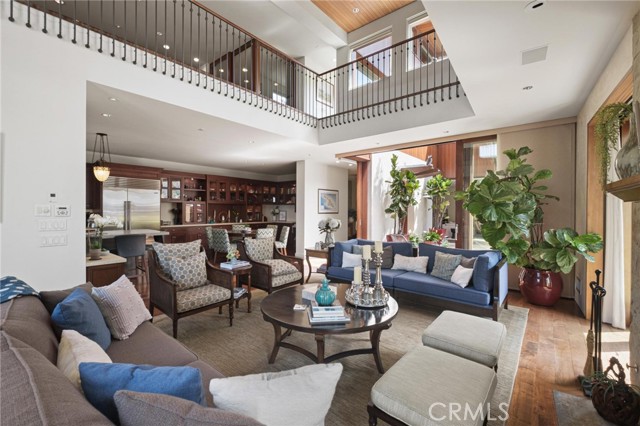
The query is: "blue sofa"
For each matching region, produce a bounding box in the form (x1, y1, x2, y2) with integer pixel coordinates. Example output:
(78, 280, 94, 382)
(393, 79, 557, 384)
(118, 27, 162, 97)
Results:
(326, 239, 508, 320)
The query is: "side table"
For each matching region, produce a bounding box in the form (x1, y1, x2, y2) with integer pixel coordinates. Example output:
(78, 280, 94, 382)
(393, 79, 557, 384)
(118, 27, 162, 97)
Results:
(226, 265, 253, 312)
(305, 247, 328, 283)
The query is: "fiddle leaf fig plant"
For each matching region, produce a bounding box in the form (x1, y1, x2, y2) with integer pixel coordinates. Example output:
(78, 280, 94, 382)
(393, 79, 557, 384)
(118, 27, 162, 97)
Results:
(456, 146, 602, 273)
(385, 154, 420, 234)
(423, 173, 453, 229)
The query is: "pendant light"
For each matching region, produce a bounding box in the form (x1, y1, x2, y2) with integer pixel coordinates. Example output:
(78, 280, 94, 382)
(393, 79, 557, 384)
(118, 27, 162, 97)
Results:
(91, 132, 112, 182)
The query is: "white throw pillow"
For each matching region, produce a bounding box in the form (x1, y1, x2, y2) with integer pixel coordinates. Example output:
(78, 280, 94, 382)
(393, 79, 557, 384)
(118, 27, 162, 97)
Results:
(342, 252, 363, 268)
(57, 329, 112, 391)
(450, 265, 474, 288)
(391, 254, 429, 274)
(91, 275, 152, 340)
(209, 363, 343, 426)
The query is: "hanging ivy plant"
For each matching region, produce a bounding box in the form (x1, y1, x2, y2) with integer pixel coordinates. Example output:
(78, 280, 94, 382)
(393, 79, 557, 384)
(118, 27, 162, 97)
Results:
(594, 102, 633, 188)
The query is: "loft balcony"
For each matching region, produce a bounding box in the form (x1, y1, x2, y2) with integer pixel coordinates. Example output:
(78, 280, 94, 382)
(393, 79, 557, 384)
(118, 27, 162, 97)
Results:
(6, 0, 471, 141)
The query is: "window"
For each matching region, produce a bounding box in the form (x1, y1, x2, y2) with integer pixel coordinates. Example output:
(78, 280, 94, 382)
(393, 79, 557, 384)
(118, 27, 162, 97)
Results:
(463, 140, 497, 250)
(349, 33, 392, 89)
(407, 16, 447, 71)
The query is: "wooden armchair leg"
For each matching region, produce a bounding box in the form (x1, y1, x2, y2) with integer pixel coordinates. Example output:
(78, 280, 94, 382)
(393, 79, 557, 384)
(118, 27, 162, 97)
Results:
(218, 306, 223, 314)
(172, 319, 178, 339)
(228, 301, 234, 326)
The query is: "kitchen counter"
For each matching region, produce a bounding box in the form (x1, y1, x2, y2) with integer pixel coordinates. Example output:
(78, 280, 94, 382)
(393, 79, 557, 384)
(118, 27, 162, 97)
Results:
(86, 253, 127, 287)
(86, 252, 127, 267)
(160, 221, 295, 229)
(101, 229, 170, 239)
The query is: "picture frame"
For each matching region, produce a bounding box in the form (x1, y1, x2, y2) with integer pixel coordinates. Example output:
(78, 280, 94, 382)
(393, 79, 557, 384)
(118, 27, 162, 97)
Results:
(317, 79, 334, 107)
(318, 189, 339, 214)
(278, 211, 287, 221)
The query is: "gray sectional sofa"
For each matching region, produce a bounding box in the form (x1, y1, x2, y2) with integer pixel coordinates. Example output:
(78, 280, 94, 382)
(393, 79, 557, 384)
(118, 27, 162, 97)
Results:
(326, 239, 509, 320)
(0, 283, 225, 425)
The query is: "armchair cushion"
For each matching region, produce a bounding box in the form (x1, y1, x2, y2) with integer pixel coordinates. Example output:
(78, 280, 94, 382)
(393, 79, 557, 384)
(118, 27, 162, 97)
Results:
(244, 238, 274, 262)
(168, 251, 208, 291)
(152, 240, 202, 277)
(262, 259, 300, 277)
(176, 284, 231, 314)
(272, 272, 303, 288)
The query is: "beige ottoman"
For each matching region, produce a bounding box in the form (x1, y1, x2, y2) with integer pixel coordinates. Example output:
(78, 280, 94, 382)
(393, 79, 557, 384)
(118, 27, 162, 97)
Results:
(369, 345, 497, 426)
(422, 310, 506, 369)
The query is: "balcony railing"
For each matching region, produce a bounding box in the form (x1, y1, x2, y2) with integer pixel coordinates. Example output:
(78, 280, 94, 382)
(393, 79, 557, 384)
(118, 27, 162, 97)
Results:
(8, 0, 463, 129)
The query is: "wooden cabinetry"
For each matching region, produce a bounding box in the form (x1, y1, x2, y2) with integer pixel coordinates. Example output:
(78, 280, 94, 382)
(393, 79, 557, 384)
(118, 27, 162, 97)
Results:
(86, 164, 102, 212)
(161, 175, 184, 201)
(184, 202, 207, 224)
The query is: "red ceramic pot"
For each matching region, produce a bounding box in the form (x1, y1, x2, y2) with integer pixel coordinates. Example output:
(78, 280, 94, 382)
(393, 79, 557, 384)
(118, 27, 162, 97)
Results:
(518, 268, 563, 306)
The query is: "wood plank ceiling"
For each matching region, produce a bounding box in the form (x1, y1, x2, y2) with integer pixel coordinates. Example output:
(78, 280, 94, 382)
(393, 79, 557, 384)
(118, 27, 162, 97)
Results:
(311, 0, 415, 33)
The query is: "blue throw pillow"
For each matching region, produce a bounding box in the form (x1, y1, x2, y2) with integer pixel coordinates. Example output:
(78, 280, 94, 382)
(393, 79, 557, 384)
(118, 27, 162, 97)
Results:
(79, 363, 205, 423)
(51, 288, 111, 350)
(0, 276, 39, 303)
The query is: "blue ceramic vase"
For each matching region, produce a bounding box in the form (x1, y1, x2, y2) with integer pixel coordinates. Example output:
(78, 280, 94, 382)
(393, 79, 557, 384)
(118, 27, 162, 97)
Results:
(315, 279, 336, 306)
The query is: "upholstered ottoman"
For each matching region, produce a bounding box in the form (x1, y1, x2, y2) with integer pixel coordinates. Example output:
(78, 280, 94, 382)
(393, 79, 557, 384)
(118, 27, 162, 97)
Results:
(422, 310, 506, 370)
(368, 345, 497, 426)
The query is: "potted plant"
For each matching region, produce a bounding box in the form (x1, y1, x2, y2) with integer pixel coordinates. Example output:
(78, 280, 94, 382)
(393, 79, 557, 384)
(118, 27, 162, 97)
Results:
(423, 173, 453, 230)
(456, 146, 603, 306)
(385, 154, 420, 234)
(422, 229, 443, 245)
(594, 101, 639, 188)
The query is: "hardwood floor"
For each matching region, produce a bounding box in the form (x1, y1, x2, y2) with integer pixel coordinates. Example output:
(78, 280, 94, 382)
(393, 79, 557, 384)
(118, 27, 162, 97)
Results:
(507, 291, 630, 426)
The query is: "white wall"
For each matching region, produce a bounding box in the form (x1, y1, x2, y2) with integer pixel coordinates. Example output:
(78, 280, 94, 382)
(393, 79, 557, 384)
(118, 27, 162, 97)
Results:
(295, 160, 348, 257)
(0, 3, 313, 290)
(574, 25, 633, 312)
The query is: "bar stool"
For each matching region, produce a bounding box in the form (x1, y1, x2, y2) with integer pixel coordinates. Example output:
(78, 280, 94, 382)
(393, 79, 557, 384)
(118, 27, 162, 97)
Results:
(115, 234, 148, 293)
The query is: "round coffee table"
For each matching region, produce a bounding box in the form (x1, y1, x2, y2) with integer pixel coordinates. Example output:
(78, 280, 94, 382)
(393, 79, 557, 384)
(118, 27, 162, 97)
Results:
(261, 284, 398, 373)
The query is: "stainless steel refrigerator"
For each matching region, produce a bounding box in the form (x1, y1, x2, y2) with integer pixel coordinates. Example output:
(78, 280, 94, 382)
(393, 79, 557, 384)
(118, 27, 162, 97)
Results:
(102, 177, 161, 230)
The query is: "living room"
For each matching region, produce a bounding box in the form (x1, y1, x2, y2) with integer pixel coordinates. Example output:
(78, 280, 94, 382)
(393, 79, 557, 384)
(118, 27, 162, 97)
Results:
(1, 0, 640, 425)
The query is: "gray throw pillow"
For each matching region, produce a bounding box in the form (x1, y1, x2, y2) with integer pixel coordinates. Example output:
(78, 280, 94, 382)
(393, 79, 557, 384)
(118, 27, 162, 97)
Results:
(352, 245, 373, 256)
(381, 246, 394, 269)
(431, 252, 462, 281)
(460, 256, 477, 269)
(114, 390, 265, 426)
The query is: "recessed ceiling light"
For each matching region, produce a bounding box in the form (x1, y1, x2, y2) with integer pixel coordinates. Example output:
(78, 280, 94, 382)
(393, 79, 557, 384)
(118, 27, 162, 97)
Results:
(522, 85, 533, 90)
(162, 44, 170, 50)
(244, 79, 250, 84)
(248, 140, 255, 144)
(197, 128, 204, 132)
(443, 130, 450, 134)
(349, 163, 354, 166)
(242, 67, 248, 73)
(193, 57, 200, 63)
(115, 24, 121, 29)
(219, 68, 225, 73)
(157, 31, 163, 36)
(335, 159, 340, 163)
(108, 97, 117, 102)
(352, 7, 360, 13)
(54, 0, 64, 4)
(525, 0, 544, 12)
(274, 83, 278, 87)
(101, 113, 112, 118)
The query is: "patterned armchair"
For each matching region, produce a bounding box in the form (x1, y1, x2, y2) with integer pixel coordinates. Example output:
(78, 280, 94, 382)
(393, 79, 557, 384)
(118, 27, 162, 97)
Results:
(205, 227, 236, 264)
(255, 228, 275, 239)
(237, 238, 303, 294)
(274, 225, 290, 255)
(149, 240, 234, 338)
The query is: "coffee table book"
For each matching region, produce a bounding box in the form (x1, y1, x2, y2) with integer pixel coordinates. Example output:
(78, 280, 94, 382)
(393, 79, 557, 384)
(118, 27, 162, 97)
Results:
(307, 309, 350, 325)
(220, 260, 251, 270)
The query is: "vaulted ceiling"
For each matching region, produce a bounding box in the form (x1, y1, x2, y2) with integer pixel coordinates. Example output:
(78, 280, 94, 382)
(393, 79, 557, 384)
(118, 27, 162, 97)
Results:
(311, 0, 414, 32)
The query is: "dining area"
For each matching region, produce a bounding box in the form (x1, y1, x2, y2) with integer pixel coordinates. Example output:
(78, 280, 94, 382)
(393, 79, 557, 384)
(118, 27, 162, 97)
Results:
(207, 223, 291, 264)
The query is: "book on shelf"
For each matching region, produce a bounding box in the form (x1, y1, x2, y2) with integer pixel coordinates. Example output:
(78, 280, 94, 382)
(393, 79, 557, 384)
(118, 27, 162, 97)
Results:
(307, 309, 350, 325)
(233, 287, 247, 299)
(219, 260, 251, 270)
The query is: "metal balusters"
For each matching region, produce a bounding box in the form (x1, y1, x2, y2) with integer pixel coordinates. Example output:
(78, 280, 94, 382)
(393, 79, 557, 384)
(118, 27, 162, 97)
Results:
(56, 0, 61, 38)
(122, 0, 127, 61)
(42, 0, 47, 33)
(9, 0, 14, 22)
(110, 1, 115, 56)
(203, 11, 207, 89)
(133, 1, 138, 65)
(180, 0, 184, 81)
(188, 2, 193, 84)
(26, 0, 31, 28)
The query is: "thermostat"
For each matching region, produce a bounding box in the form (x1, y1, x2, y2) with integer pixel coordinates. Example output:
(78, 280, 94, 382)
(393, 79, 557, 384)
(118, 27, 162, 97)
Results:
(54, 205, 70, 217)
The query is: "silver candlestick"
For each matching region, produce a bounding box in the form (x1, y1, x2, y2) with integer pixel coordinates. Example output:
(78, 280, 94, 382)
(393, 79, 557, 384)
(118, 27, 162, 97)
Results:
(362, 258, 371, 287)
(372, 251, 386, 304)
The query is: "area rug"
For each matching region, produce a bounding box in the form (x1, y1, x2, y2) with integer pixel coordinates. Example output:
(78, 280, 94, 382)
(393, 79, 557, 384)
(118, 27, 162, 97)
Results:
(553, 390, 616, 426)
(154, 292, 528, 426)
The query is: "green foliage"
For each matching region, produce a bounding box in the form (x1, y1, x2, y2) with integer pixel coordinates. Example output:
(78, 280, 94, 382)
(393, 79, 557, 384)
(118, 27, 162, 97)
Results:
(594, 102, 633, 188)
(423, 173, 453, 229)
(456, 146, 602, 273)
(422, 230, 443, 243)
(384, 154, 420, 233)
